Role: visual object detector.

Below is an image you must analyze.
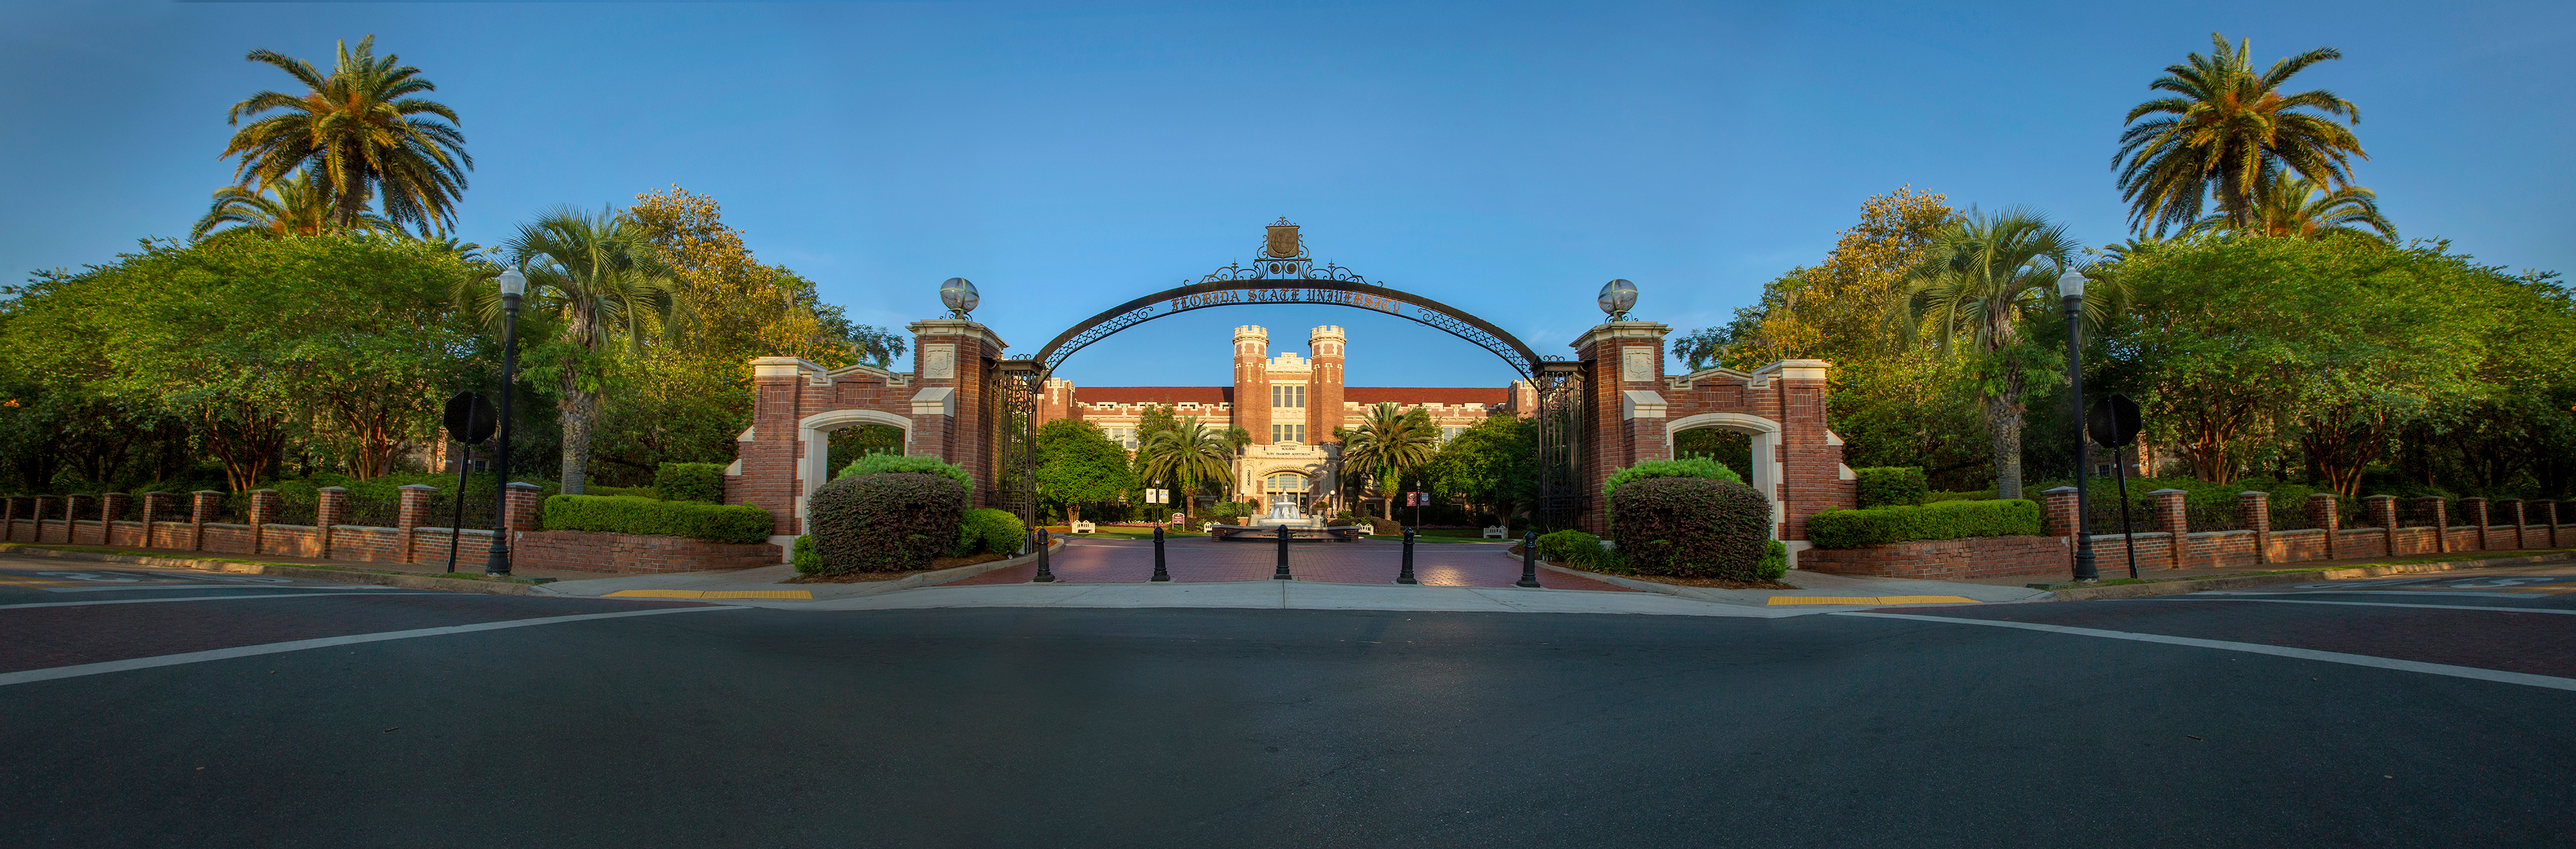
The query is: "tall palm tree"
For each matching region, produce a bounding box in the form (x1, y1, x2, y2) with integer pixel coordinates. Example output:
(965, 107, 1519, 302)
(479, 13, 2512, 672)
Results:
(1138, 417, 1234, 518)
(1889, 209, 2087, 501)
(2114, 33, 2364, 236)
(2186, 174, 2396, 242)
(222, 35, 471, 236)
(499, 205, 687, 494)
(190, 167, 393, 240)
(1338, 403, 1441, 519)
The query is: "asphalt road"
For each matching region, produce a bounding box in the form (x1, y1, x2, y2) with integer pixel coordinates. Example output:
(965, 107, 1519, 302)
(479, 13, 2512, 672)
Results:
(3, 557, 2570, 848)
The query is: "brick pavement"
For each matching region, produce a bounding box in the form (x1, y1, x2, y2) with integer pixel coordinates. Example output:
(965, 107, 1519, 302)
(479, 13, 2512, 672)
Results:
(950, 537, 1635, 591)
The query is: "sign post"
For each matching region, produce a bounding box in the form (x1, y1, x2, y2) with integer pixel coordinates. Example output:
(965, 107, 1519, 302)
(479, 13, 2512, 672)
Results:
(1405, 491, 1428, 531)
(2088, 394, 2145, 579)
(439, 392, 497, 574)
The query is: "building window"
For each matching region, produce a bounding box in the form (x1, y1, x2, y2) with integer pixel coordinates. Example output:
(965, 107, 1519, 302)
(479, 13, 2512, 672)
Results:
(1106, 427, 1138, 450)
(1265, 472, 1309, 492)
(1270, 424, 1306, 444)
(1441, 426, 1464, 443)
(1271, 384, 1305, 408)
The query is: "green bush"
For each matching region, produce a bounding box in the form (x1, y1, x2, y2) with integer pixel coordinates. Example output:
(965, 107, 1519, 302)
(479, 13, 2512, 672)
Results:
(539, 495, 772, 544)
(591, 485, 660, 500)
(835, 453, 971, 492)
(1207, 501, 1253, 519)
(1535, 529, 1600, 563)
(1603, 457, 1743, 533)
(792, 535, 819, 573)
(956, 508, 1027, 557)
(1854, 467, 1929, 508)
(1757, 539, 1788, 580)
(1805, 499, 2043, 549)
(1611, 477, 1772, 580)
(806, 472, 969, 574)
(656, 463, 728, 503)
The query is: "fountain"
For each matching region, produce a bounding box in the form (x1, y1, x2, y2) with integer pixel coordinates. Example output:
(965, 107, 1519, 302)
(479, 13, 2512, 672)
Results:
(1208, 494, 1364, 542)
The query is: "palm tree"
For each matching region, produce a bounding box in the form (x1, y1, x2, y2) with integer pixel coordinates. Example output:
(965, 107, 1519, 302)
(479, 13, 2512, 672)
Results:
(1338, 403, 1441, 519)
(2186, 174, 2396, 242)
(2114, 33, 2364, 236)
(222, 35, 471, 236)
(190, 167, 393, 240)
(1138, 417, 1234, 518)
(1889, 209, 2088, 501)
(498, 205, 688, 494)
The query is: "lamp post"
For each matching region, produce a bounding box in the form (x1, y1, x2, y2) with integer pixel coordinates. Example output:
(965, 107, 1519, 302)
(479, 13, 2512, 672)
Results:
(2060, 268, 2098, 582)
(484, 267, 526, 577)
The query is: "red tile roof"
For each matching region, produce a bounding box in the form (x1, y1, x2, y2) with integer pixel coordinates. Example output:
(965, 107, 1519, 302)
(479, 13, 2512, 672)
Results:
(1345, 387, 1509, 406)
(1076, 386, 1234, 405)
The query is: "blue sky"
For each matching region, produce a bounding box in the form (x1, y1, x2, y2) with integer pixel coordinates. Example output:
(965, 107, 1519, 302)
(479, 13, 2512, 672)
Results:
(4, 1, 2567, 390)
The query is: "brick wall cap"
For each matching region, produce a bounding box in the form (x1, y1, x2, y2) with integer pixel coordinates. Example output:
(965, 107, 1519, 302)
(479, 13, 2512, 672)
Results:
(2308, 493, 2337, 499)
(2041, 486, 2079, 495)
(193, 490, 225, 495)
(2364, 493, 2397, 501)
(316, 486, 349, 493)
(397, 484, 439, 490)
(2146, 488, 2189, 495)
(506, 482, 543, 491)
(2238, 490, 2268, 497)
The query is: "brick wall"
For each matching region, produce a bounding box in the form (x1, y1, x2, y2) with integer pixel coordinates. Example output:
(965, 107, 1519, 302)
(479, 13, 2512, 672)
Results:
(511, 530, 777, 573)
(1802, 535, 2069, 580)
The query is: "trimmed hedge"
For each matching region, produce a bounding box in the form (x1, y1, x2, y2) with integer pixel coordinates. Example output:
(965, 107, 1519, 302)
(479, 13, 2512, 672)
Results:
(656, 462, 728, 503)
(539, 495, 772, 544)
(1611, 477, 1771, 580)
(1603, 457, 1742, 534)
(1757, 539, 1788, 580)
(792, 535, 820, 573)
(956, 508, 1027, 556)
(836, 453, 971, 492)
(807, 472, 968, 574)
(1853, 466, 1928, 508)
(1805, 499, 2043, 549)
(1536, 529, 1601, 564)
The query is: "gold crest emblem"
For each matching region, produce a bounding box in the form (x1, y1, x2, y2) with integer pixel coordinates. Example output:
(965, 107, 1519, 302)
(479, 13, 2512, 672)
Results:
(1264, 218, 1301, 258)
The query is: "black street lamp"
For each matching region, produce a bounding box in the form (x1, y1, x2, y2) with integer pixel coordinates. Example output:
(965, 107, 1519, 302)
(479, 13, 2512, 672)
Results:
(484, 267, 526, 577)
(2060, 267, 2098, 582)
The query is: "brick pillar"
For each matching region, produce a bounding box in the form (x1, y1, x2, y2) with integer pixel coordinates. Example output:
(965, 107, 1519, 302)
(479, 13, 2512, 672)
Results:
(2043, 486, 2079, 569)
(503, 482, 543, 531)
(2410, 496, 2448, 553)
(190, 491, 221, 551)
(2459, 497, 2490, 551)
(248, 489, 281, 554)
(2149, 488, 2187, 569)
(2495, 499, 2525, 549)
(316, 486, 348, 558)
(905, 319, 1010, 504)
(2535, 500, 2561, 548)
(30, 496, 55, 543)
(1572, 321, 1674, 533)
(64, 494, 95, 543)
(2240, 491, 2271, 564)
(397, 484, 436, 563)
(2309, 493, 2338, 560)
(2367, 494, 2398, 557)
(100, 492, 131, 524)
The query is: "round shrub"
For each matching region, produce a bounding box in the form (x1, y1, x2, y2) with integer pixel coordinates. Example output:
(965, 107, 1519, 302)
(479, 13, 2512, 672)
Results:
(1535, 529, 1600, 564)
(956, 508, 1027, 557)
(835, 453, 972, 492)
(1757, 539, 1788, 580)
(807, 472, 969, 574)
(791, 535, 819, 573)
(1603, 457, 1743, 534)
(1611, 476, 1771, 580)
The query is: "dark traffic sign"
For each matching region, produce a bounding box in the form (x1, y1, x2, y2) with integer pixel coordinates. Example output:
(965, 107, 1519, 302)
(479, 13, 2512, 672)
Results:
(2088, 393, 2141, 448)
(442, 392, 497, 445)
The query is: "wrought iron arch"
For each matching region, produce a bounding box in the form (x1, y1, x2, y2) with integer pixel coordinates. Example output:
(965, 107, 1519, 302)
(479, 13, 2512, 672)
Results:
(990, 233, 1589, 535)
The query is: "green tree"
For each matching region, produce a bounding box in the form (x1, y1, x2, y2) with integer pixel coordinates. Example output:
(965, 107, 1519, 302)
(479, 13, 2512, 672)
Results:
(498, 205, 687, 495)
(221, 35, 471, 236)
(1889, 208, 2083, 500)
(1339, 402, 1441, 519)
(1034, 419, 1137, 523)
(1137, 417, 1232, 518)
(2186, 174, 2395, 242)
(191, 168, 393, 241)
(2115, 33, 2365, 236)
(1420, 415, 1537, 521)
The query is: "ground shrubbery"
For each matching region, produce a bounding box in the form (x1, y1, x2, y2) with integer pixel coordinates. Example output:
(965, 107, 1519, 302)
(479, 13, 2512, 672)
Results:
(835, 453, 971, 492)
(806, 472, 969, 574)
(955, 508, 1027, 556)
(1602, 457, 1743, 534)
(1535, 529, 1624, 573)
(1853, 466, 1928, 508)
(791, 535, 820, 573)
(655, 462, 728, 503)
(540, 495, 772, 544)
(1610, 476, 1772, 580)
(1805, 499, 2043, 548)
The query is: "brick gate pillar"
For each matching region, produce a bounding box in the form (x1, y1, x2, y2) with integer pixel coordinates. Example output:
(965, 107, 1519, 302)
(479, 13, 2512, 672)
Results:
(2412, 496, 2448, 553)
(905, 319, 1010, 506)
(1571, 321, 1671, 533)
(316, 486, 348, 557)
(2459, 497, 2490, 551)
(2149, 488, 2188, 569)
(2240, 491, 2271, 564)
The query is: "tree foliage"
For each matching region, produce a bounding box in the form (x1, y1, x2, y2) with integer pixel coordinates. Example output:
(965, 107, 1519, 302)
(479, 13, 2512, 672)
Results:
(1034, 419, 1136, 522)
(2115, 33, 2365, 236)
(221, 35, 471, 236)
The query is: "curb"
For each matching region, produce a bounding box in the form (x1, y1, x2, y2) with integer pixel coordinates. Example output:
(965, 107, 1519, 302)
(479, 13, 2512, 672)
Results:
(2042, 552, 2575, 602)
(732, 537, 1069, 600)
(0, 544, 549, 596)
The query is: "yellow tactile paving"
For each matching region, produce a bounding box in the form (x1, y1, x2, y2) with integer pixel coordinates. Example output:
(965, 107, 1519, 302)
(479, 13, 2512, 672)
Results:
(602, 589, 813, 600)
(1766, 595, 1977, 606)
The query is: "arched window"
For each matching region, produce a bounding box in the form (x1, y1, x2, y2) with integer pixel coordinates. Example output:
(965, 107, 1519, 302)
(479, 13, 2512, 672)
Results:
(1265, 472, 1309, 492)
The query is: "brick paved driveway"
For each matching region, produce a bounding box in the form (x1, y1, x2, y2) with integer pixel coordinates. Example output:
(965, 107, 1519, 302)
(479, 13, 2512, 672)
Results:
(952, 537, 1634, 591)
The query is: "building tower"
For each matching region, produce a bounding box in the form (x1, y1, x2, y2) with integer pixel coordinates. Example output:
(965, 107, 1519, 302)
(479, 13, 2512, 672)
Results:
(1233, 325, 1271, 446)
(1307, 325, 1346, 443)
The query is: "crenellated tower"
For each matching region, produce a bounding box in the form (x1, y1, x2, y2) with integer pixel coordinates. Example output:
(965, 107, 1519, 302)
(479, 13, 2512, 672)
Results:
(1307, 325, 1346, 443)
(1233, 325, 1271, 445)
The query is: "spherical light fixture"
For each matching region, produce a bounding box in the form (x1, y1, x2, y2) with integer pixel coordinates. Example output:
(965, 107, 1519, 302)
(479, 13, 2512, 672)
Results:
(940, 277, 978, 318)
(1597, 279, 1638, 320)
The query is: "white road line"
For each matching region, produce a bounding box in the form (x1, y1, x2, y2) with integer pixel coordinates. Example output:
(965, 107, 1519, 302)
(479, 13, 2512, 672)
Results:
(38, 584, 402, 594)
(2148, 598, 2576, 615)
(1834, 611, 2576, 692)
(0, 592, 435, 611)
(0, 606, 746, 688)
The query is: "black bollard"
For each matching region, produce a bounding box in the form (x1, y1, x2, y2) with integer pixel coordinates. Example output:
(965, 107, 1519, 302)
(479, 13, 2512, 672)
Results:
(1030, 529, 1056, 583)
(1151, 525, 1170, 582)
(1273, 522, 1293, 580)
(1397, 526, 1417, 584)
(1517, 530, 1542, 587)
